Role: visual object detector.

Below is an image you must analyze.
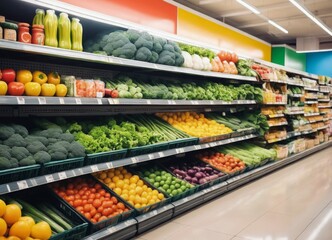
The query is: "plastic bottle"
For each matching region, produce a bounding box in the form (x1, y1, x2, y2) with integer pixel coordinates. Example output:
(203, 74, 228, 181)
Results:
(32, 9, 45, 25)
(58, 13, 71, 49)
(44, 10, 58, 47)
(71, 18, 83, 51)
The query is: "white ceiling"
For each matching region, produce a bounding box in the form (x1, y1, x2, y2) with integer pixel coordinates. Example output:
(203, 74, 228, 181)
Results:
(173, 0, 332, 49)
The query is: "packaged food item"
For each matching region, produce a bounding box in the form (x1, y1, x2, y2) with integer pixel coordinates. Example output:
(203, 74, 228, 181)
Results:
(84, 80, 96, 98)
(0, 16, 5, 39)
(32, 24, 44, 45)
(60, 75, 75, 97)
(94, 80, 105, 98)
(18, 23, 31, 43)
(1, 21, 18, 41)
(32, 9, 45, 25)
(58, 12, 71, 49)
(71, 18, 83, 51)
(273, 144, 288, 160)
(74, 79, 86, 97)
(44, 9, 58, 47)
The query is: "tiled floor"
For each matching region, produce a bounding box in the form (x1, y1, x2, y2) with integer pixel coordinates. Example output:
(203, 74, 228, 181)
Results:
(136, 147, 332, 240)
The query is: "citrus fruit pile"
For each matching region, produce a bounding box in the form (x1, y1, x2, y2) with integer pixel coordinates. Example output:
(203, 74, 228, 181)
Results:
(138, 166, 194, 197)
(95, 167, 165, 209)
(0, 199, 52, 240)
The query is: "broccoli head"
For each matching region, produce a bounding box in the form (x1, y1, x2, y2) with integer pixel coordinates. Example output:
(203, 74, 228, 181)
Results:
(112, 42, 137, 59)
(68, 141, 86, 158)
(38, 128, 63, 139)
(58, 133, 75, 143)
(135, 47, 152, 62)
(103, 31, 131, 55)
(0, 125, 15, 140)
(134, 32, 153, 50)
(47, 138, 59, 145)
(26, 136, 49, 146)
(10, 124, 28, 137)
(126, 29, 141, 43)
(10, 158, 19, 168)
(48, 143, 68, 161)
(157, 50, 176, 66)
(0, 157, 11, 170)
(0, 145, 11, 159)
(174, 52, 185, 66)
(11, 146, 30, 161)
(3, 134, 27, 147)
(149, 51, 159, 63)
(19, 156, 36, 166)
(26, 141, 47, 154)
(152, 36, 166, 54)
(33, 151, 51, 164)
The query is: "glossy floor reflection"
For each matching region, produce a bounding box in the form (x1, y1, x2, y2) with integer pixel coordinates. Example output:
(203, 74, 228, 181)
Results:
(136, 146, 332, 240)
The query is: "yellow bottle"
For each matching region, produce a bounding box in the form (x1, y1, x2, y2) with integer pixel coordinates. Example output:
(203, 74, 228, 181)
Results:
(44, 10, 58, 47)
(71, 18, 83, 51)
(58, 12, 71, 49)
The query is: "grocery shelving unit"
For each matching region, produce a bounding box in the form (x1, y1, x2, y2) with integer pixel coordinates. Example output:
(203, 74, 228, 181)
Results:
(0, 1, 331, 240)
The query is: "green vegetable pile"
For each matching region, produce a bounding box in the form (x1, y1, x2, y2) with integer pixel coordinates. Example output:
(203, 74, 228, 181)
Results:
(178, 43, 216, 60)
(236, 59, 257, 77)
(105, 74, 263, 102)
(86, 29, 184, 66)
(288, 86, 303, 95)
(217, 142, 277, 167)
(0, 120, 85, 170)
(66, 115, 190, 154)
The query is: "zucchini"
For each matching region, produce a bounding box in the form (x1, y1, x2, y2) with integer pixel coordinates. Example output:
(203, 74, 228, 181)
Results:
(15, 199, 65, 233)
(1, 22, 18, 30)
(38, 203, 73, 230)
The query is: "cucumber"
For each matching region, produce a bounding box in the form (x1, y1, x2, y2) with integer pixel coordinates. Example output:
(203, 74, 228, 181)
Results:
(38, 203, 73, 230)
(1, 22, 18, 30)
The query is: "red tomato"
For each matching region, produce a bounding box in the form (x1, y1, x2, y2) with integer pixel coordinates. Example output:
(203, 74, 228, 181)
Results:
(217, 51, 226, 62)
(111, 89, 119, 98)
(2, 69, 16, 83)
(8, 82, 24, 96)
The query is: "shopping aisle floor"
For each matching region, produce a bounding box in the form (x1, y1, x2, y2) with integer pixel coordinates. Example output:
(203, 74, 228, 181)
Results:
(135, 147, 332, 240)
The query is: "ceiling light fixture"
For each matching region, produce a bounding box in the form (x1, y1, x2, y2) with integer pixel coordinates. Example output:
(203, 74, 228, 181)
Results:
(268, 20, 289, 34)
(289, 0, 332, 36)
(236, 0, 260, 15)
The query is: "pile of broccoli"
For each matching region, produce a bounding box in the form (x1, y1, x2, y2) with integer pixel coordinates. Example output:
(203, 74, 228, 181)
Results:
(86, 29, 184, 67)
(0, 121, 86, 170)
(66, 117, 164, 154)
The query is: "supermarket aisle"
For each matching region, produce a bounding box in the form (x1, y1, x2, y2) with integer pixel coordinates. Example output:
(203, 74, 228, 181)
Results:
(135, 147, 332, 240)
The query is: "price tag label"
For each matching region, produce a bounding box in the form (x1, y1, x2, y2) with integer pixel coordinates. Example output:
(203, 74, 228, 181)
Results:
(131, 157, 138, 163)
(113, 99, 119, 104)
(75, 98, 82, 104)
(124, 221, 131, 226)
(108, 99, 114, 104)
(183, 197, 189, 202)
(17, 180, 28, 190)
(194, 145, 202, 150)
(158, 152, 164, 158)
(58, 171, 67, 180)
(153, 64, 159, 69)
(59, 98, 65, 104)
(205, 108, 212, 112)
(147, 154, 154, 160)
(222, 112, 226, 116)
(107, 227, 116, 234)
(97, 98, 102, 105)
(45, 175, 54, 183)
(146, 100, 151, 105)
(210, 142, 217, 147)
(17, 97, 25, 104)
(38, 97, 46, 104)
(90, 165, 99, 172)
(151, 210, 157, 216)
(175, 148, 184, 154)
(209, 101, 215, 105)
(190, 100, 199, 105)
(108, 57, 114, 63)
(106, 162, 113, 169)
(167, 100, 176, 105)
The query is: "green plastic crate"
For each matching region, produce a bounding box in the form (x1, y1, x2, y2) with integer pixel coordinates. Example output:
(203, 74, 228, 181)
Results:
(126, 142, 169, 157)
(0, 164, 40, 184)
(40, 157, 85, 175)
(168, 138, 198, 149)
(50, 176, 135, 234)
(85, 149, 127, 166)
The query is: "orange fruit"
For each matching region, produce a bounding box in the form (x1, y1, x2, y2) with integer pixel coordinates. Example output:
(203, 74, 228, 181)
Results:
(3, 204, 21, 226)
(0, 200, 6, 217)
(19, 216, 35, 229)
(7, 237, 21, 240)
(9, 220, 31, 239)
(30, 221, 51, 240)
(0, 218, 7, 236)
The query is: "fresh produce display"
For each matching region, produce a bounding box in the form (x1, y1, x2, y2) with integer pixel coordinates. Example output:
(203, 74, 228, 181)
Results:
(261, 106, 285, 116)
(288, 86, 304, 96)
(251, 64, 272, 80)
(267, 117, 288, 126)
(178, 43, 215, 71)
(263, 82, 287, 104)
(65, 115, 189, 153)
(196, 151, 246, 174)
(136, 165, 194, 197)
(86, 29, 184, 66)
(236, 59, 257, 77)
(217, 142, 277, 167)
(207, 111, 269, 135)
(0, 198, 52, 239)
(156, 112, 233, 138)
(51, 177, 131, 223)
(94, 167, 166, 209)
(162, 158, 226, 185)
(0, 119, 85, 170)
(264, 128, 287, 142)
(105, 74, 263, 102)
